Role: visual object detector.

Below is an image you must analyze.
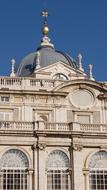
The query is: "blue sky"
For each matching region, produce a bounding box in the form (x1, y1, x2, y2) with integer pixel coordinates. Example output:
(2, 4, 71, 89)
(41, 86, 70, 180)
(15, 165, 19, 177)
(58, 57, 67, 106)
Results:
(0, 0, 107, 81)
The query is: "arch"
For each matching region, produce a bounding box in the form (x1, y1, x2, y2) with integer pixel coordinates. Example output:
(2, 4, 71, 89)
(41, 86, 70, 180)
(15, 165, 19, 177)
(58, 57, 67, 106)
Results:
(47, 150, 70, 190)
(0, 149, 29, 169)
(88, 151, 107, 190)
(53, 73, 68, 81)
(89, 150, 107, 169)
(84, 150, 99, 169)
(0, 148, 29, 190)
(0, 146, 32, 168)
(47, 150, 69, 169)
(53, 79, 107, 92)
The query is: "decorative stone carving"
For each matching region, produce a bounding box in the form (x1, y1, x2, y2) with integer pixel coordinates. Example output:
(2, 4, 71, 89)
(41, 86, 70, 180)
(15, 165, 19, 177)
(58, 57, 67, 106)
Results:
(77, 53, 84, 72)
(73, 144, 83, 151)
(89, 64, 95, 81)
(32, 143, 37, 150)
(35, 51, 41, 70)
(32, 142, 46, 150)
(10, 58, 16, 77)
(37, 143, 46, 150)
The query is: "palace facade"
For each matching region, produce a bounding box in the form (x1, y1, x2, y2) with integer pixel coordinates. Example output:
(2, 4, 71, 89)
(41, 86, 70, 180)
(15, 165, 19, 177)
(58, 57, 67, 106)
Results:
(0, 10, 107, 190)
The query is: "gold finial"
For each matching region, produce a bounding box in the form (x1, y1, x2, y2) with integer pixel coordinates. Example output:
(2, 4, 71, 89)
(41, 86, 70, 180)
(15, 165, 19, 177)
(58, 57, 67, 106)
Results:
(41, 10, 49, 36)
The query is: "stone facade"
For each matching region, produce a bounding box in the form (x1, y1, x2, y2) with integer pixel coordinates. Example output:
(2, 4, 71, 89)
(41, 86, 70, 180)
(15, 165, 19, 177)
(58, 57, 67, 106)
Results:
(0, 10, 107, 190)
(0, 64, 106, 190)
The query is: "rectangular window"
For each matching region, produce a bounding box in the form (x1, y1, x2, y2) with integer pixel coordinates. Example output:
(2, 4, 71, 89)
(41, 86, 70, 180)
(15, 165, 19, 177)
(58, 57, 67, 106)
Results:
(0, 112, 13, 121)
(1, 96, 9, 102)
(89, 170, 107, 190)
(47, 170, 69, 190)
(0, 169, 28, 190)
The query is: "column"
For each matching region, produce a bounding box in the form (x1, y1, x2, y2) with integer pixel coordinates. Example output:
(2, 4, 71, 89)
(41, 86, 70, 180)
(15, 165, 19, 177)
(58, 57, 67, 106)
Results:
(69, 147, 73, 190)
(83, 169, 89, 190)
(37, 142, 46, 190)
(28, 169, 33, 190)
(32, 143, 38, 190)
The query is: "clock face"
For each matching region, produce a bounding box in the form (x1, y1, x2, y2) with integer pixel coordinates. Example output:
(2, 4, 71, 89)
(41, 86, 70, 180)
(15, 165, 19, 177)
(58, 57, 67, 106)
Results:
(69, 89, 95, 108)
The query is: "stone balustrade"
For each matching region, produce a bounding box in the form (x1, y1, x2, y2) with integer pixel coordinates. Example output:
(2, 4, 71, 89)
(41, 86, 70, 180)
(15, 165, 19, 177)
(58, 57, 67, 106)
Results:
(0, 121, 106, 133)
(80, 123, 107, 132)
(45, 122, 70, 131)
(0, 121, 34, 130)
(0, 77, 56, 91)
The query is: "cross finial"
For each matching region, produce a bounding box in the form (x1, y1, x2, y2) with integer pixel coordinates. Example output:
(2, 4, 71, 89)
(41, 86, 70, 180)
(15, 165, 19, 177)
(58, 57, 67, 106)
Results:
(41, 10, 49, 36)
(40, 9, 54, 48)
(42, 10, 49, 24)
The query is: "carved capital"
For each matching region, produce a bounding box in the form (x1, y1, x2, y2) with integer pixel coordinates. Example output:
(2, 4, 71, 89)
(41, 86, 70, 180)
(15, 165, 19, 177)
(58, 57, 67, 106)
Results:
(28, 168, 34, 175)
(83, 168, 89, 176)
(73, 143, 83, 151)
(32, 142, 46, 150)
(32, 143, 37, 150)
(37, 143, 46, 150)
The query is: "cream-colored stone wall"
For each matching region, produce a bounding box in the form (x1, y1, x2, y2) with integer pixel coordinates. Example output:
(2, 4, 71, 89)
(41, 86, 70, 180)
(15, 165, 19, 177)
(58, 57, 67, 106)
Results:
(0, 75, 106, 190)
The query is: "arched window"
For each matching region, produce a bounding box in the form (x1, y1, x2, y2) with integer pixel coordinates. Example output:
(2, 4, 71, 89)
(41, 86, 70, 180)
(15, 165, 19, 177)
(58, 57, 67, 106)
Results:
(0, 149, 29, 190)
(53, 73, 68, 81)
(47, 150, 70, 190)
(89, 151, 107, 190)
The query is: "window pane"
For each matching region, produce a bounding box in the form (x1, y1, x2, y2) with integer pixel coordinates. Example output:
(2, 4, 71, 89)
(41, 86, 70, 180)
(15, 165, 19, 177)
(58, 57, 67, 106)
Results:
(0, 169, 27, 190)
(47, 170, 69, 190)
(89, 170, 107, 190)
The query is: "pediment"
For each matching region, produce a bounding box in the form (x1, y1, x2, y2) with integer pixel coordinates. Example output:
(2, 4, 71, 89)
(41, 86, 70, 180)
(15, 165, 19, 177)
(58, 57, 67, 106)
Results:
(34, 61, 86, 80)
(53, 79, 107, 93)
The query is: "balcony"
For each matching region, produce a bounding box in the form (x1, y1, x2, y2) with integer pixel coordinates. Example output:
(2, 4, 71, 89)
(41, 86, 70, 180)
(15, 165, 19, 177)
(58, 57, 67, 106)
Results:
(0, 121, 106, 134)
(0, 77, 60, 91)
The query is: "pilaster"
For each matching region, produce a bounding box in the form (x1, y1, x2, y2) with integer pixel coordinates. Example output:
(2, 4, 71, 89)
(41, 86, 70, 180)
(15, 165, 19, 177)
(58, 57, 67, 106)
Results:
(73, 143, 84, 190)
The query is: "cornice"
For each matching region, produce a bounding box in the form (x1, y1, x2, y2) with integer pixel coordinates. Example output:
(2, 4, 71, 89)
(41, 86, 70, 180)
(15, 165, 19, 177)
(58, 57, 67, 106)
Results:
(53, 79, 107, 92)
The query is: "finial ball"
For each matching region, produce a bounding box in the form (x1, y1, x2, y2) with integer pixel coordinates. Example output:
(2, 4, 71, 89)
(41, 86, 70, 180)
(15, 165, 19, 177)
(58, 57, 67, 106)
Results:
(42, 26, 49, 35)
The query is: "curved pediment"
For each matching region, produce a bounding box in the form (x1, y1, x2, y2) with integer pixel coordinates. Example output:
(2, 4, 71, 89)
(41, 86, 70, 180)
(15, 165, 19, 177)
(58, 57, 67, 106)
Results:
(53, 79, 107, 93)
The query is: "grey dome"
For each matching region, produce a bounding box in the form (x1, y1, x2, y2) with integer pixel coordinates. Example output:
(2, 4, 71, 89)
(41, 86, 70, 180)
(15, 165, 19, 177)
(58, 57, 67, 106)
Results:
(16, 46, 79, 77)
